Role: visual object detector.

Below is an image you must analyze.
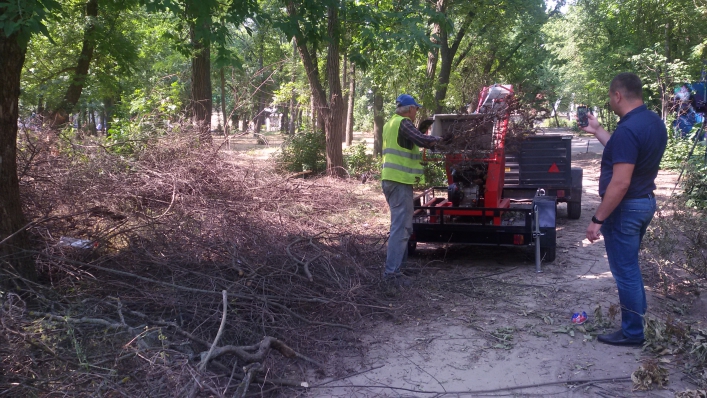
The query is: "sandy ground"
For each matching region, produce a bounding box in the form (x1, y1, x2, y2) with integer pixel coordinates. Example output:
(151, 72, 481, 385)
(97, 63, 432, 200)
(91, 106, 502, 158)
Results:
(302, 140, 697, 397)
(220, 129, 700, 397)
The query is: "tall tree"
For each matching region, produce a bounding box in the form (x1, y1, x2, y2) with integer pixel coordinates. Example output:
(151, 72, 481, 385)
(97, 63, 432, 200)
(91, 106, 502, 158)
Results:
(52, 0, 99, 125)
(147, 0, 256, 141)
(424, 0, 548, 114)
(188, 1, 213, 141)
(0, 0, 57, 282)
(345, 61, 355, 146)
(284, 0, 346, 176)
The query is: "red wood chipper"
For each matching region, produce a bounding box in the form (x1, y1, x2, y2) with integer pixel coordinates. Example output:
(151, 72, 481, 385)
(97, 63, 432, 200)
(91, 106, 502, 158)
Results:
(410, 84, 577, 272)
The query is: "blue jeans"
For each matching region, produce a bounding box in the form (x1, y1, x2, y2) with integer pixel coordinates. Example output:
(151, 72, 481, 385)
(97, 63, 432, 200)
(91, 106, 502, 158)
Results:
(382, 180, 413, 276)
(601, 196, 656, 340)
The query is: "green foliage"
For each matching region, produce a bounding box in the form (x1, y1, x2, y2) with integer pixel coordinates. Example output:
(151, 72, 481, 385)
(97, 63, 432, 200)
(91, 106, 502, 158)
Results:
(418, 161, 447, 188)
(0, 0, 58, 47)
(275, 130, 326, 174)
(103, 80, 185, 155)
(104, 120, 151, 155)
(661, 134, 707, 170)
(682, 161, 707, 209)
(540, 117, 574, 128)
(661, 126, 707, 208)
(343, 143, 379, 177)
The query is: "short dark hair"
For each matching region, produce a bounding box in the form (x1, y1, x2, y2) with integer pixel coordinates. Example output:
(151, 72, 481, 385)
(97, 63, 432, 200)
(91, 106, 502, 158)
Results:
(610, 73, 643, 101)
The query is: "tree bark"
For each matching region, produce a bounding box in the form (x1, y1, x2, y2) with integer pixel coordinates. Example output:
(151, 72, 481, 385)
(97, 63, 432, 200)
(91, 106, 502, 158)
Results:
(220, 68, 228, 136)
(345, 62, 355, 146)
(190, 19, 212, 143)
(52, 0, 98, 126)
(372, 88, 384, 157)
(342, 54, 348, 144)
(254, 38, 266, 135)
(323, 5, 345, 176)
(0, 31, 36, 282)
(288, 41, 297, 135)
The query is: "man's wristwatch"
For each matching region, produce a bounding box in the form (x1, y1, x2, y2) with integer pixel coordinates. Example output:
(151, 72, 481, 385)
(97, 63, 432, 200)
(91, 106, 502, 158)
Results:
(591, 215, 604, 224)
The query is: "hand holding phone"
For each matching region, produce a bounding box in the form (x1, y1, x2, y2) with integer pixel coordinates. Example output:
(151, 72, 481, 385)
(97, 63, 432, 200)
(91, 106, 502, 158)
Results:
(577, 106, 589, 127)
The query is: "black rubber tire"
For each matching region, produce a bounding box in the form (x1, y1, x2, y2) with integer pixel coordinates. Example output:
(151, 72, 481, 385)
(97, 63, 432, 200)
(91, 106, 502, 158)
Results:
(567, 201, 581, 220)
(407, 240, 417, 256)
(542, 247, 556, 262)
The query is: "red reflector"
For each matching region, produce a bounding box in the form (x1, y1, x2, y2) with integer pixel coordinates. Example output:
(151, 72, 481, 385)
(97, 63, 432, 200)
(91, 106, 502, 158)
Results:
(557, 190, 565, 198)
(513, 234, 524, 245)
(548, 163, 560, 173)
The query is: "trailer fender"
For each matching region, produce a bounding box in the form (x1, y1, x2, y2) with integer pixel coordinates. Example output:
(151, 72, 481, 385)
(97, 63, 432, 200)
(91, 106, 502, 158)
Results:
(570, 167, 583, 202)
(567, 168, 583, 220)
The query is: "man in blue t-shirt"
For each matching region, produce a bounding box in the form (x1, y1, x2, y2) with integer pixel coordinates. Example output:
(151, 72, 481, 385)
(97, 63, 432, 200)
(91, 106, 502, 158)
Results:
(581, 73, 667, 347)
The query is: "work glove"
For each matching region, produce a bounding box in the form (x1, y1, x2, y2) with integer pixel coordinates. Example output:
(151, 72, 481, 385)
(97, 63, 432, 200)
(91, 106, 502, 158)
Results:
(418, 118, 434, 134)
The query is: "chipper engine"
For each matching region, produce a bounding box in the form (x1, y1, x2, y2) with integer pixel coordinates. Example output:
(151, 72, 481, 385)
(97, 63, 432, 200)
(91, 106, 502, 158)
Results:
(409, 85, 560, 272)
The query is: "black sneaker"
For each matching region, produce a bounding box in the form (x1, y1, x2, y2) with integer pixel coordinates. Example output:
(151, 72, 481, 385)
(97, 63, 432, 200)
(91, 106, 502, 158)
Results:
(597, 329, 645, 346)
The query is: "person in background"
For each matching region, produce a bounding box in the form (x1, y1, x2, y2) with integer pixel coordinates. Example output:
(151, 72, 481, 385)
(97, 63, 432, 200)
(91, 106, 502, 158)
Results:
(381, 94, 445, 287)
(581, 73, 667, 346)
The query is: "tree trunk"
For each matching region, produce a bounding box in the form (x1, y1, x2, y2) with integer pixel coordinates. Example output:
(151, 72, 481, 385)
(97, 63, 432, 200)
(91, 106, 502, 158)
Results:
(54, 0, 99, 126)
(310, 94, 317, 131)
(422, 0, 444, 119)
(372, 88, 384, 157)
(342, 54, 348, 144)
(435, 43, 453, 114)
(433, 7, 471, 115)
(280, 106, 288, 134)
(220, 68, 228, 136)
(0, 32, 36, 282)
(254, 38, 266, 135)
(323, 5, 345, 176)
(103, 98, 113, 134)
(90, 107, 96, 135)
(345, 62, 355, 146)
(190, 20, 212, 143)
(288, 41, 297, 135)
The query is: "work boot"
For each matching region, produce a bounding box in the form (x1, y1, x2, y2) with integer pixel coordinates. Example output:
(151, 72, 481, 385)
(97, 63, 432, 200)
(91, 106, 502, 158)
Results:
(383, 273, 413, 288)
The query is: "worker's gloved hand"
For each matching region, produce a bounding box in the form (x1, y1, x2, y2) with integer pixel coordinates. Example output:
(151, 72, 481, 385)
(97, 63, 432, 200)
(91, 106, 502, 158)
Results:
(441, 132, 454, 144)
(418, 119, 434, 134)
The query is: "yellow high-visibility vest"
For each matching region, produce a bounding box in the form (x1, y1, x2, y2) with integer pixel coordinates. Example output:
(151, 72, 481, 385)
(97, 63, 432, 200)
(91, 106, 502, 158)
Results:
(381, 114, 423, 184)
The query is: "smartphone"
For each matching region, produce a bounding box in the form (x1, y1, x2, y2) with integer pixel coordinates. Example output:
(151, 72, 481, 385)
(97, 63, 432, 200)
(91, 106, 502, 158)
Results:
(577, 106, 589, 127)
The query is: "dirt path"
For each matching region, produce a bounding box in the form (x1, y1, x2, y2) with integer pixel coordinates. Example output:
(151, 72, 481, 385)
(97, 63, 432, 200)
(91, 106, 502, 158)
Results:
(305, 151, 695, 397)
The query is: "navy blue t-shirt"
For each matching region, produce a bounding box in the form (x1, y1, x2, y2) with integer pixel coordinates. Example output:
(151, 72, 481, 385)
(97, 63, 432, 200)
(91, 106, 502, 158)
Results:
(599, 105, 667, 198)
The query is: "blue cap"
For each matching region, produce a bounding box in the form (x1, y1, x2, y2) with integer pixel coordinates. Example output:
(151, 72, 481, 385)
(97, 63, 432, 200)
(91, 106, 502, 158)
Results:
(396, 94, 422, 108)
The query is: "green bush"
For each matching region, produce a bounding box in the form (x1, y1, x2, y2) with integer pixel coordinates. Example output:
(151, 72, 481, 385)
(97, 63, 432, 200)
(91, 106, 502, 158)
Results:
(343, 143, 379, 178)
(682, 161, 707, 209)
(662, 124, 707, 208)
(418, 161, 447, 188)
(661, 133, 707, 170)
(275, 130, 326, 174)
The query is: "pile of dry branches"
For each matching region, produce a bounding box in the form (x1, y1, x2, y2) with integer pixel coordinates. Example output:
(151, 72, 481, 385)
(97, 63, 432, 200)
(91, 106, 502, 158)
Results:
(1, 127, 392, 397)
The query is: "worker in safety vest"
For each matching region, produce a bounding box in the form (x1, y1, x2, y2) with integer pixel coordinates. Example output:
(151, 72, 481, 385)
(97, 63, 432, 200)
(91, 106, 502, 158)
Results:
(381, 94, 448, 286)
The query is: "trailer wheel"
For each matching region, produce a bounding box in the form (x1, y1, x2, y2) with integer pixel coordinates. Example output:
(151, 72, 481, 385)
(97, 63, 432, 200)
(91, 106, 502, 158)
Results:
(407, 240, 417, 256)
(542, 247, 556, 262)
(567, 201, 581, 220)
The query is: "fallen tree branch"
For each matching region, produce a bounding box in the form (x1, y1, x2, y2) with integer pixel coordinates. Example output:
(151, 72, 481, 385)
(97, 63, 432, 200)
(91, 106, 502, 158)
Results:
(234, 362, 263, 398)
(307, 376, 634, 395)
(199, 290, 228, 370)
(196, 336, 324, 369)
